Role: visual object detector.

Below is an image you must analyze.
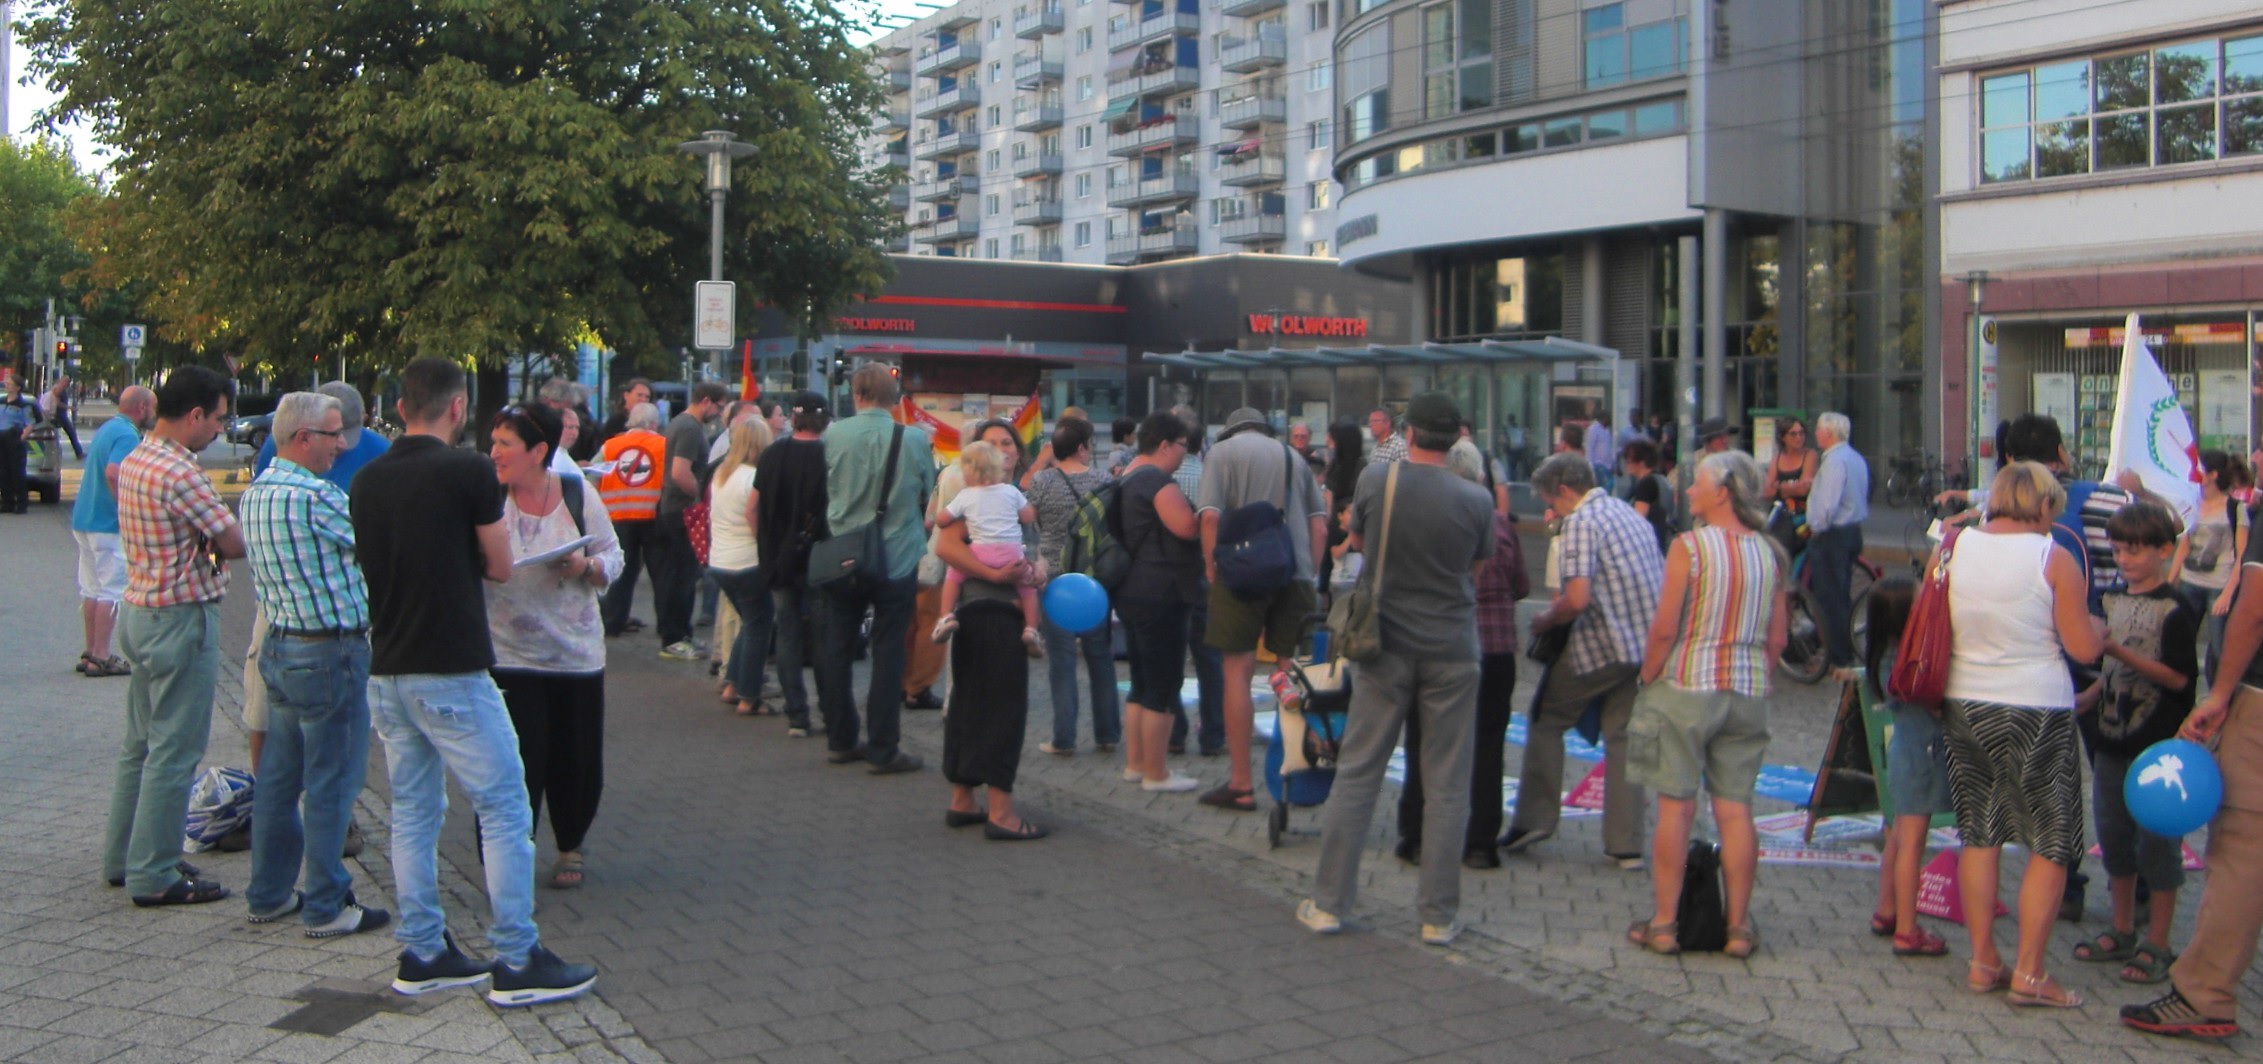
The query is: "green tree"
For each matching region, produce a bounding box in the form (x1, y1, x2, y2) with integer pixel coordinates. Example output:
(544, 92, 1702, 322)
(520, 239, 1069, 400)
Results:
(20, 0, 897, 379)
(0, 138, 95, 342)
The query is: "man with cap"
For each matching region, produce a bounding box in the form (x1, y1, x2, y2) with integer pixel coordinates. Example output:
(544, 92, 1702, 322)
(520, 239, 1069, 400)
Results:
(1671, 417, 1741, 529)
(1195, 407, 1328, 811)
(1298, 392, 1496, 945)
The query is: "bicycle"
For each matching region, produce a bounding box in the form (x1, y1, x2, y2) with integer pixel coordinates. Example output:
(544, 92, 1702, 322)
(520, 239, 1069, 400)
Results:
(1767, 502, 1884, 685)
(1884, 450, 1937, 509)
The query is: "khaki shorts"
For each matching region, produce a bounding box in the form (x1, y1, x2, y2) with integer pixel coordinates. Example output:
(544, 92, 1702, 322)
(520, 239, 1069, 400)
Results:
(1203, 579, 1316, 658)
(1625, 682, 1772, 803)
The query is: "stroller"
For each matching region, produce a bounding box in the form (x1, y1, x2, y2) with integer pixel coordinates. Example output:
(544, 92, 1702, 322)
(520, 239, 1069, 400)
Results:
(1263, 651, 1352, 848)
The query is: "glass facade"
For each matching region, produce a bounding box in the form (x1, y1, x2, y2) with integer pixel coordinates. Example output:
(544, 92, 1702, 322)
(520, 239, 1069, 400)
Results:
(1980, 31, 2263, 184)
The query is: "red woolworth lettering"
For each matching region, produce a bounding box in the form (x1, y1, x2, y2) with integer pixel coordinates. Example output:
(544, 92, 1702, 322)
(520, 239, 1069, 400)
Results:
(835, 317, 917, 333)
(1248, 315, 1368, 338)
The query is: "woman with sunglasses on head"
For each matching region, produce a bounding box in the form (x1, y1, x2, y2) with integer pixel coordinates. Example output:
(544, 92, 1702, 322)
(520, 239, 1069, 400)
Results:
(486, 404, 624, 890)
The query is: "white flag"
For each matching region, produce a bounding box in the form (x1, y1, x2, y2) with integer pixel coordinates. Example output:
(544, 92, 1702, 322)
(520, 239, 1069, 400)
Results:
(2104, 312, 2202, 530)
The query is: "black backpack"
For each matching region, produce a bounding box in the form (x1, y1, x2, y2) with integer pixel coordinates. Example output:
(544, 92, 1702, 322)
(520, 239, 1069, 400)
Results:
(1677, 839, 1729, 952)
(1056, 469, 1133, 591)
(1213, 443, 1300, 600)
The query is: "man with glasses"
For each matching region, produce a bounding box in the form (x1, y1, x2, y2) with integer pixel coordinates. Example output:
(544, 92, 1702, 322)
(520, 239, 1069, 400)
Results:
(240, 392, 390, 938)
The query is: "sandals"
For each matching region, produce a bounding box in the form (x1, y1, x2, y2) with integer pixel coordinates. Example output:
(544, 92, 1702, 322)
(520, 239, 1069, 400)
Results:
(1892, 928, 1950, 957)
(1197, 785, 1255, 812)
(944, 808, 987, 828)
(549, 853, 585, 890)
(1724, 922, 1760, 959)
(2120, 942, 2176, 985)
(1868, 911, 1896, 937)
(82, 655, 130, 677)
(2008, 969, 2085, 1009)
(131, 875, 230, 908)
(1626, 919, 1680, 955)
(1966, 960, 2013, 994)
(2073, 927, 2139, 963)
(984, 818, 1050, 841)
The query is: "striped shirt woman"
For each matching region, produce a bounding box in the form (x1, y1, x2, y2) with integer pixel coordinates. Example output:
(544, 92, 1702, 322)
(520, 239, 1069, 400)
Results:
(1664, 525, 1780, 698)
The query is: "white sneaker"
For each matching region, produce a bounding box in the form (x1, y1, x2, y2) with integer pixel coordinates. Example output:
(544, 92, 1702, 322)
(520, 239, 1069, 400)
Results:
(1121, 768, 1144, 782)
(658, 641, 701, 661)
(930, 615, 958, 644)
(1140, 773, 1200, 793)
(1420, 920, 1465, 946)
(1296, 899, 1342, 935)
(1611, 853, 1646, 871)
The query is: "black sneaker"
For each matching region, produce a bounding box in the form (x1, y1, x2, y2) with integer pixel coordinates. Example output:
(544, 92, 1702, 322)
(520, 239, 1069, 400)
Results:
(2121, 988, 2239, 1040)
(393, 933, 491, 996)
(487, 944, 598, 1007)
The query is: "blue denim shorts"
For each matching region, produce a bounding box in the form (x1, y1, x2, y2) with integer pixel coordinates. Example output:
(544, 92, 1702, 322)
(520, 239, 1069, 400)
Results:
(1885, 703, 1951, 819)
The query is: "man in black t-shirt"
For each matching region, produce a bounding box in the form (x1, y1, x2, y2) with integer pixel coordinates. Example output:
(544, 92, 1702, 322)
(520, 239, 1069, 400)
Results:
(351, 357, 598, 1007)
(651, 381, 727, 659)
(754, 391, 832, 734)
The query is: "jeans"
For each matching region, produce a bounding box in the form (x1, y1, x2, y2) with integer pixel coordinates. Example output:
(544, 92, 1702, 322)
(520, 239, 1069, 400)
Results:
(1170, 596, 1226, 754)
(1043, 613, 1120, 748)
(650, 510, 699, 646)
(102, 603, 221, 895)
(599, 519, 655, 635)
(247, 633, 372, 925)
(1809, 524, 1863, 668)
(1313, 651, 1482, 927)
(770, 584, 815, 726)
(367, 672, 538, 968)
(816, 571, 917, 764)
(698, 572, 720, 626)
(710, 566, 774, 701)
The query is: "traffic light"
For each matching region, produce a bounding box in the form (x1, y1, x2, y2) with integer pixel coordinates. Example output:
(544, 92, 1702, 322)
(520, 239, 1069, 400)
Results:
(54, 341, 68, 362)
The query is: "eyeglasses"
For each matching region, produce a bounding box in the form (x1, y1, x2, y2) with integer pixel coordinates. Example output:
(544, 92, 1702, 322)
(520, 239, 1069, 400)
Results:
(301, 428, 343, 439)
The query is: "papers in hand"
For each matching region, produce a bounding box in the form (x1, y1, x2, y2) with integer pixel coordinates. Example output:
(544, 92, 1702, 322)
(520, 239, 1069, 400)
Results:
(515, 535, 597, 569)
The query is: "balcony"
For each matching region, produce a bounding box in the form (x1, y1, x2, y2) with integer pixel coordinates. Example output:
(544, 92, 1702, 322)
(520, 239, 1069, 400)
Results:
(1011, 153, 1064, 178)
(1219, 31, 1286, 73)
(1222, 0, 1284, 15)
(1107, 10, 1199, 51)
(1015, 8, 1064, 37)
(1219, 151, 1285, 186)
(1107, 114, 1198, 156)
(1218, 212, 1285, 243)
(917, 216, 983, 243)
(874, 149, 911, 172)
(1105, 171, 1199, 208)
(1219, 92, 1286, 129)
(1106, 64, 1200, 102)
(914, 125, 981, 160)
(1014, 100, 1064, 131)
(1011, 198, 1064, 225)
(914, 83, 981, 118)
(882, 68, 912, 93)
(887, 184, 912, 211)
(885, 232, 913, 253)
(1105, 228, 1197, 264)
(913, 173, 980, 201)
(1012, 246, 1067, 262)
(1013, 53, 1063, 88)
(914, 40, 980, 76)
(937, 11, 978, 29)
(875, 108, 910, 133)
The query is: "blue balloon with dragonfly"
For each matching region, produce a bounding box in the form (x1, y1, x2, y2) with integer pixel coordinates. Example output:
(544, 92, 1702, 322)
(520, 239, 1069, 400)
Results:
(2124, 738, 2223, 838)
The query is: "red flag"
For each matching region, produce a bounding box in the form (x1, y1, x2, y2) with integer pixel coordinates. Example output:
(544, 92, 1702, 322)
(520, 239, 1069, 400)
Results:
(739, 340, 758, 402)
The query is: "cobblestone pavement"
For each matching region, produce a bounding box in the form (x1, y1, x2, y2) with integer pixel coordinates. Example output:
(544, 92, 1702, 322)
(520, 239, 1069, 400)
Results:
(4, 446, 2259, 1062)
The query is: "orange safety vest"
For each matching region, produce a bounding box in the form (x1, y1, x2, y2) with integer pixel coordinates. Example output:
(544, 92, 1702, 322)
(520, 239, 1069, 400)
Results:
(598, 430, 666, 522)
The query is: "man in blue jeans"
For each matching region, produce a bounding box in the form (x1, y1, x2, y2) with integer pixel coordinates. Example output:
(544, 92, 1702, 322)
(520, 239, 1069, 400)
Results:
(815, 365, 933, 774)
(351, 357, 597, 1005)
(1804, 412, 1869, 675)
(240, 391, 390, 939)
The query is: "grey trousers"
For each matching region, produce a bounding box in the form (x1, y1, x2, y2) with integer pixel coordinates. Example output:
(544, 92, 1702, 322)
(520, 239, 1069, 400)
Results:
(1312, 651, 1481, 928)
(1510, 661, 1646, 856)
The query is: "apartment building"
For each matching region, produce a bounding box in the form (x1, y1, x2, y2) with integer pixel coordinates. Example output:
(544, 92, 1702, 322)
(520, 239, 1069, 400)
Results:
(1937, 0, 2263, 477)
(864, 0, 1342, 265)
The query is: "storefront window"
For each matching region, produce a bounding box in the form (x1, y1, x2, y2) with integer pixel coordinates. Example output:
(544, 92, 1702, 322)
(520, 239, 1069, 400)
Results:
(1203, 373, 1246, 430)
(1335, 364, 1380, 420)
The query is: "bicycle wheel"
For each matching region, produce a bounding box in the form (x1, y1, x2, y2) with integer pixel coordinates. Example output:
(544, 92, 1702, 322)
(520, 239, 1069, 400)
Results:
(1778, 585, 1830, 685)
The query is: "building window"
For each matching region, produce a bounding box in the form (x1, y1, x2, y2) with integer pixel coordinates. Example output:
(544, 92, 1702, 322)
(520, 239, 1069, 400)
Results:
(1108, 163, 1125, 187)
(1076, 221, 1093, 246)
(990, 18, 1003, 40)
(1582, 3, 1685, 90)
(1307, 180, 1332, 208)
(1076, 172, 1092, 197)
(1422, 0, 1492, 118)
(987, 193, 1001, 215)
(1309, 1, 1329, 30)
(1980, 34, 2263, 185)
(1307, 240, 1331, 256)
(988, 149, 1002, 168)
(985, 238, 1000, 258)
(990, 61, 1003, 83)
(1309, 61, 1331, 92)
(988, 105, 1002, 125)
(1077, 75, 1095, 100)
(1309, 119, 1333, 150)
(1076, 124, 1094, 148)
(1077, 26, 1093, 52)
(1339, 24, 1389, 143)
(1042, 132, 1061, 153)
(1428, 248, 1564, 340)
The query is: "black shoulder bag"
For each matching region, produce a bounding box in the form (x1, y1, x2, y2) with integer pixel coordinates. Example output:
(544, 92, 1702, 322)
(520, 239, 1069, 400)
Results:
(807, 425, 904, 588)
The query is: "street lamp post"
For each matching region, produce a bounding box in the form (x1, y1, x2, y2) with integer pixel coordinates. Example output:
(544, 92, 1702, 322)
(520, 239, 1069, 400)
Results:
(678, 130, 758, 383)
(1964, 270, 1989, 490)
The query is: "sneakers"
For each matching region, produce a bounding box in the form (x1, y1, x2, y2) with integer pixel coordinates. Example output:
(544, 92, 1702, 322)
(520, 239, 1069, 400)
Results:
(931, 615, 959, 644)
(1121, 767, 1145, 782)
(393, 934, 491, 996)
(488, 944, 598, 1007)
(1296, 899, 1342, 935)
(1022, 627, 1046, 657)
(1608, 852, 1646, 871)
(1421, 921, 1465, 946)
(1498, 827, 1552, 854)
(1140, 773, 1200, 793)
(2122, 988, 2239, 1040)
(246, 891, 304, 924)
(658, 641, 702, 661)
(306, 896, 392, 939)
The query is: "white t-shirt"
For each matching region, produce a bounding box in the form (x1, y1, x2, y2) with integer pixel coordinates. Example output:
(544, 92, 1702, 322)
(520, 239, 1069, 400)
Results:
(709, 466, 759, 571)
(947, 482, 1029, 546)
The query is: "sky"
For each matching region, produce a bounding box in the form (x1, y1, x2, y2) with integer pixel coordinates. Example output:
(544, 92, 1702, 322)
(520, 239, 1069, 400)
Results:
(5, 0, 934, 171)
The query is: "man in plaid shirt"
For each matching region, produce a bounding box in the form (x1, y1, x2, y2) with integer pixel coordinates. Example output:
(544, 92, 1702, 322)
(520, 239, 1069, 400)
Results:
(102, 366, 243, 907)
(240, 392, 390, 939)
(1504, 452, 1665, 869)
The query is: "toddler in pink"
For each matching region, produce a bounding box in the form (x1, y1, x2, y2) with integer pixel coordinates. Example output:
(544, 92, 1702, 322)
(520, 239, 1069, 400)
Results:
(932, 441, 1044, 653)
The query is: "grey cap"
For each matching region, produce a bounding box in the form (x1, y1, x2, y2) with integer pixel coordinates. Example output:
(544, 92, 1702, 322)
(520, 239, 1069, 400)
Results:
(1222, 407, 1269, 433)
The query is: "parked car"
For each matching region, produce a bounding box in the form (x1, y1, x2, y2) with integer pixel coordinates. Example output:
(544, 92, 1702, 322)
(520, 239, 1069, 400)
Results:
(226, 392, 281, 449)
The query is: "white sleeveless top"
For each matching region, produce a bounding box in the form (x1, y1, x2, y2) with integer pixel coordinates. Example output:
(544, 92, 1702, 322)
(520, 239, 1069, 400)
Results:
(1943, 529, 2075, 709)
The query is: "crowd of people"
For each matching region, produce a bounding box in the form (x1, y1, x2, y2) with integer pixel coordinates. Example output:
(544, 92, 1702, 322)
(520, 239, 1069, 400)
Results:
(65, 354, 2263, 1041)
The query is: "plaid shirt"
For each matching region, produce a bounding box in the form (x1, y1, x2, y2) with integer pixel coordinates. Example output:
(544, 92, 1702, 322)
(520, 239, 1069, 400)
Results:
(1474, 516, 1526, 655)
(1369, 433, 1407, 465)
(119, 435, 237, 608)
(1557, 489, 1664, 674)
(241, 457, 368, 632)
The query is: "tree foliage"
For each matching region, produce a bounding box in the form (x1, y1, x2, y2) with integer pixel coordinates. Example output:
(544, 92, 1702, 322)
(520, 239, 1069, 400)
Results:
(21, 0, 897, 377)
(0, 138, 95, 338)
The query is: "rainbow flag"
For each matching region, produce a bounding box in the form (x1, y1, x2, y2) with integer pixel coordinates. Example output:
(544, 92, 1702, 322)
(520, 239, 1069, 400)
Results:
(891, 391, 1044, 465)
(1011, 392, 1042, 449)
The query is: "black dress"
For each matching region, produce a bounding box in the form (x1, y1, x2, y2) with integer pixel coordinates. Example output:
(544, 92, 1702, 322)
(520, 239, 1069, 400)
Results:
(942, 587, 1030, 793)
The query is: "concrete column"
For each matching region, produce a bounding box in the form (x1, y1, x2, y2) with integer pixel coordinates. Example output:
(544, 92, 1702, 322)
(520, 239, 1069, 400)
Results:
(1411, 253, 1430, 341)
(1678, 235, 1700, 470)
(1582, 236, 1606, 346)
(1702, 208, 1728, 419)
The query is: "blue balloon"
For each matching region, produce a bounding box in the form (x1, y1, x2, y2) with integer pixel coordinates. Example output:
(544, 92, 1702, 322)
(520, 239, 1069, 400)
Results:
(2124, 738, 2224, 838)
(1042, 573, 1110, 633)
